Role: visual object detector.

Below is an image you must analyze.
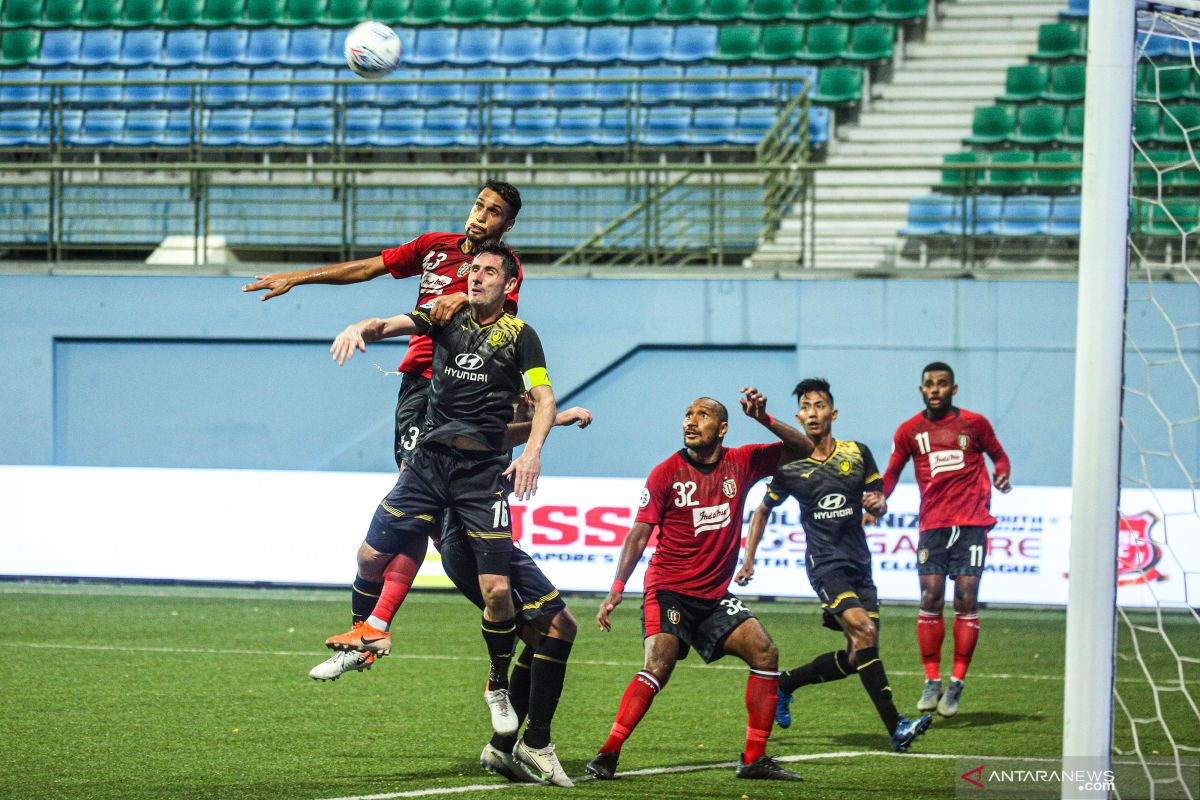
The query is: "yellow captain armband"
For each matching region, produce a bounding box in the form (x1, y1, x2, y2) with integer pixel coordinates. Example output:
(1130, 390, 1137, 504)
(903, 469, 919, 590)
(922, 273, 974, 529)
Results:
(522, 367, 551, 390)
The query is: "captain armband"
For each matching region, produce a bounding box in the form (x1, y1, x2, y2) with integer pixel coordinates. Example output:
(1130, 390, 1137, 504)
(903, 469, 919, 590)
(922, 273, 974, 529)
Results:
(522, 367, 551, 391)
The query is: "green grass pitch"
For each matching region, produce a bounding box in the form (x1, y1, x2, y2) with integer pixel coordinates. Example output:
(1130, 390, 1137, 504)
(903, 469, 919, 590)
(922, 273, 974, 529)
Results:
(0, 582, 1194, 799)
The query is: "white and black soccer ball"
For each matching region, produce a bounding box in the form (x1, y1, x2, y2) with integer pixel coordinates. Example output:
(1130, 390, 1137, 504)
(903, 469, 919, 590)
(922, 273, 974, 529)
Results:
(344, 21, 402, 79)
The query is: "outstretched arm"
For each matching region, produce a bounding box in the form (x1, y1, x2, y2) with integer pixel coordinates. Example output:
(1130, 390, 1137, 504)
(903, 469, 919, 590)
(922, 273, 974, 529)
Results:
(735, 502, 772, 586)
(881, 428, 911, 498)
(503, 406, 592, 449)
(243, 256, 390, 301)
(330, 314, 422, 365)
(596, 521, 654, 632)
(739, 386, 814, 464)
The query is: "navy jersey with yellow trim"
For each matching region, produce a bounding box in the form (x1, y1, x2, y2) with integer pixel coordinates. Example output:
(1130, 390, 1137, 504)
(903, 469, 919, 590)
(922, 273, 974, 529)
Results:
(406, 307, 550, 453)
(764, 439, 882, 579)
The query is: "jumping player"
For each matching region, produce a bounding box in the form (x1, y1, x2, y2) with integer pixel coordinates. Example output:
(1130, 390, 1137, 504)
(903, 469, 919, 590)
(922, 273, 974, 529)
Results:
(881, 362, 1012, 718)
(736, 378, 932, 752)
(586, 389, 814, 783)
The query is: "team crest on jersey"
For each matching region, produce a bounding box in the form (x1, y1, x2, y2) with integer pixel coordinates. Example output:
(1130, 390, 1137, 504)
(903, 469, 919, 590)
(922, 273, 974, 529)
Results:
(957, 434, 971, 450)
(839, 460, 851, 474)
(639, 488, 650, 508)
(667, 609, 681, 624)
(490, 330, 504, 346)
(457, 263, 470, 277)
(722, 478, 737, 498)
(918, 548, 929, 565)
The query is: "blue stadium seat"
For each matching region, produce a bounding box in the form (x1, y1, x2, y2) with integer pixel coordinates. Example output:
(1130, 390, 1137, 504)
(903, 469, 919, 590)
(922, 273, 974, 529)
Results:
(553, 106, 601, 145)
(1137, 31, 1171, 59)
(1047, 195, 1081, 235)
(498, 66, 551, 103)
(69, 108, 125, 146)
(161, 30, 207, 66)
(594, 64, 635, 102)
(681, 64, 726, 102)
(74, 29, 123, 66)
(1059, 0, 1086, 19)
(638, 65, 683, 102)
(81, 68, 124, 103)
(972, 194, 1004, 235)
(627, 25, 672, 62)
(899, 194, 958, 236)
(689, 105, 735, 144)
(999, 195, 1052, 235)
(542, 26, 586, 64)
(494, 27, 544, 66)
(204, 107, 252, 145)
(419, 106, 471, 146)
(115, 30, 164, 66)
(372, 107, 423, 146)
(582, 25, 629, 63)
(344, 107, 381, 145)
(416, 67, 465, 104)
(204, 67, 251, 104)
(807, 104, 830, 145)
(35, 30, 83, 67)
(60, 109, 83, 141)
(290, 106, 332, 145)
(0, 68, 45, 104)
(241, 28, 289, 66)
(155, 108, 193, 145)
(496, 105, 556, 146)
(291, 67, 333, 103)
(670, 24, 718, 62)
(451, 28, 499, 65)
(124, 67, 167, 103)
(322, 28, 349, 66)
(1168, 36, 1193, 60)
(595, 106, 632, 145)
(728, 64, 775, 102)
(42, 68, 84, 101)
(202, 29, 249, 66)
(284, 28, 331, 65)
(486, 106, 513, 141)
(249, 66, 292, 103)
(732, 104, 776, 144)
(409, 27, 457, 66)
(640, 104, 691, 145)
(244, 107, 294, 145)
(774, 63, 818, 97)
(552, 66, 596, 102)
(122, 108, 168, 145)
(459, 66, 490, 103)
(164, 67, 205, 103)
(374, 67, 419, 103)
(345, 77, 378, 103)
(0, 109, 45, 146)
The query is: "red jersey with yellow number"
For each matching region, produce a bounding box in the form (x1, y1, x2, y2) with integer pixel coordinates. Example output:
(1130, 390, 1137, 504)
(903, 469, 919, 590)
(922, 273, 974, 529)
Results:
(380, 232, 523, 378)
(881, 407, 1011, 531)
(636, 443, 783, 599)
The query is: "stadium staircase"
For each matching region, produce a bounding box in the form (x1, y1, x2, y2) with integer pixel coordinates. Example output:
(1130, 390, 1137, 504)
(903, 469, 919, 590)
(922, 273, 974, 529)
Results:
(750, 0, 1064, 270)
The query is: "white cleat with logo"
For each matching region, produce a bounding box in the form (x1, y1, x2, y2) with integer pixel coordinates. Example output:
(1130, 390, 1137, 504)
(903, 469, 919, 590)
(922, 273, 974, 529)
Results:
(485, 687, 519, 735)
(514, 739, 574, 788)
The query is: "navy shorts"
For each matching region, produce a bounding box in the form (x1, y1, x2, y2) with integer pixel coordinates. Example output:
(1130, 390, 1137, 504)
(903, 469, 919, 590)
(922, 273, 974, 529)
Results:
(641, 588, 756, 664)
(393, 373, 430, 469)
(917, 525, 992, 578)
(810, 566, 881, 632)
(437, 524, 566, 623)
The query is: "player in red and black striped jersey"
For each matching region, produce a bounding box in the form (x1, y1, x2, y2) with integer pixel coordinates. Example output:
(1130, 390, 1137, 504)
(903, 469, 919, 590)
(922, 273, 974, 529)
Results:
(880, 362, 1012, 718)
(585, 389, 815, 784)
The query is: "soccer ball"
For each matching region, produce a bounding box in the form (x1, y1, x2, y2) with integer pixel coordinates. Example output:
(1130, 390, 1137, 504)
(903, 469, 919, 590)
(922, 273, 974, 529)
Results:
(344, 21, 402, 79)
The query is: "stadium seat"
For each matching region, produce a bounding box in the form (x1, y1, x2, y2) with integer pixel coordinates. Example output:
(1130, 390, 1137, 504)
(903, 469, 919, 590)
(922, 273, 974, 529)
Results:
(118, 0, 163, 25)
(774, 63, 818, 97)
(203, 107, 251, 144)
(553, 105, 601, 145)
(686, 104, 734, 144)
(369, 0, 408, 22)
(789, 0, 834, 21)
(290, 106, 331, 145)
(248, 66, 292, 103)
(1031, 22, 1085, 61)
(283, 27, 329, 64)
(1138, 200, 1199, 236)
(74, 29, 122, 66)
(899, 194, 959, 236)
(845, 23, 894, 63)
(415, 66, 464, 103)
(713, 24, 760, 61)
(998, 195, 1052, 236)
(205, 67, 251, 104)
(0, 109, 45, 145)
(590, 106, 631, 144)
(374, 67, 418, 103)
(291, 66, 332, 102)
(1, 0, 42, 28)
(450, 27, 499, 63)
(582, 25, 629, 63)
(498, 65, 550, 102)
(806, 105, 830, 144)
(1168, 36, 1193, 61)
(745, 0, 789, 22)
(657, 0, 702, 22)
(1058, 0, 1086, 19)
(640, 104, 691, 145)
(728, 63, 774, 102)
(627, 25, 673, 62)
(571, 0, 616, 23)
(971, 194, 1003, 235)
(638, 65, 684, 102)
(963, 105, 1014, 146)
(937, 151, 983, 191)
(200, 0, 244, 23)
(342, 106, 380, 145)
(795, 22, 847, 62)
(244, 107, 294, 145)
(832, 0, 878, 22)
(527, 0, 573, 22)
(594, 64, 634, 102)
(1058, 103, 1084, 145)
(876, 0, 925, 21)
(41, 0, 84, 26)
(420, 106, 471, 146)
(542, 25, 585, 63)
(163, 0, 201, 23)
(115, 29, 164, 66)
(1134, 104, 1162, 144)
(1155, 104, 1200, 145)
(985, 149, 1034, 190)
(809, 64, 861, 104)
(732, 104, 776, 144)
(0, 31, 40, 68)
(203, 29, 249, 66)
(243, 0, 284, 24)
(682, 63, 727, 101)
(409, 26, 456, 65)
(81, 67, 124, 103)
(163, 66, 204, 102)
(997, 64, 1048, 104)
(1036, 149, 1081, 190)
(1136, 30, 1171, 60)
(701, 0, 748, 24)
(322, 0, 366, 22)
(549, 66, 593, 101)
(1046, 195, 1080, 235)
(321, 27, 348, 65)
(668, 24, 717, 62)
(239, 28, 287, 65)
(69, 108, 124, 145)
(487, 0, 530, 22)
(42, 66, 82, 100)
(444, 0, 489, 22)
(496, 105, 556, 146)
(756, 24, 804, 61)
(615, 0, 656, 23)
(161, 29, 206, 65)
(0, 68, 45, 104)
(493, 27, 543, 65)
(122, 108, 168, 145)
(154, 108, 192, 144)
(1010, 104, 1064, 146)
(281, 0, 324, 24)
(33, 29, 80, 66)
(79, 0, 121, 28)
(366, 107, 420, 145)
(408, 0, 450, 23)
(1137, 63, 1191, 103)
(1042, 63, 1086, 103)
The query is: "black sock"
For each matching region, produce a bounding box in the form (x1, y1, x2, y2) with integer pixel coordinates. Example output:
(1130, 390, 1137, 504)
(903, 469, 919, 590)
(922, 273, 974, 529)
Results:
(854, 646, 900, 734)
(521, 636, 573, 749)
(481, 614, 517, 691)
(779, 650, 855, 694)
(490, 645, 533, 752)
(351, 576, 383, 624)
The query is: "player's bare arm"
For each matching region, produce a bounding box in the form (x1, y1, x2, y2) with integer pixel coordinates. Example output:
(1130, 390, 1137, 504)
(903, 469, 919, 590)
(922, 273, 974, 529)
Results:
(739, 386, 814, 463)
(242, 255, 389, 301)
(330, 314, 421, 365)
(597, 521, 654, 632)
(503, 406, 593, 449)
(502, 383, 556, 501)
(430, 292, 469, 325)
(735, 501, 772, 586)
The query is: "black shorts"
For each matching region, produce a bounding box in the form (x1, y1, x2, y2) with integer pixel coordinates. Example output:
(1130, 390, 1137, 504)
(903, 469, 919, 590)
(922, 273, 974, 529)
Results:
(437, 523, 566, 624)
(917, 525, 992, 578)
(365, 442, 512, 576)
(641, 588, 756, 664)
(393, 372, 430, 468)
(810, 566, 880, 632)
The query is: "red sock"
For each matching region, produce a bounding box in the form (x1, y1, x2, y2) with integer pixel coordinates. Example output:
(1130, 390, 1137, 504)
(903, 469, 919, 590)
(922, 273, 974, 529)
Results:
(917, 611, 945, 680)
(743, 669, 779, 764)
(952, 613, 980, 680)
(599, 671, 660, 754)
(370, 539, 426, 626)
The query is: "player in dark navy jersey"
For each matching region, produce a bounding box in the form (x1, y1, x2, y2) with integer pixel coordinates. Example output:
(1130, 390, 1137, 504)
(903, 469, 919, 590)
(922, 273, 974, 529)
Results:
(737, 378, 932, 753)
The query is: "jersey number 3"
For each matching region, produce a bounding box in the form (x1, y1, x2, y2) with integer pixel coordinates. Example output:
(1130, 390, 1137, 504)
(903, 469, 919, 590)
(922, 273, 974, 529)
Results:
(672, 481, 698, 507)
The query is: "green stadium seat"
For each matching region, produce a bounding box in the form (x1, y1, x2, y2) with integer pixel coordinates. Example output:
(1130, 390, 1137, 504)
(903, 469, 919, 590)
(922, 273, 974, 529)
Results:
(986, 149, 1034, 190)
(963, 105, 1015, 145)
(445, 0, 490, 22)
(997, 64, 1048, 104)
(613, 0, 656, 22)
(713, 24, 760, 60)
(745, 0, 790, 22)
(117, 0, 162, 26)
(795, 22, 847, 61)
(1133, 148, 1179, 190)
(201, 0, 243, 24)
(1031, 22, 1085, 61)
(242, 0, 282, 22)
(756, 23, 803, 60)
(280, 0, 324, 24)
(656, 0, 703, 22)
(1035, 149, 1081, 190)
(571, 0, 615, 22)
(1164, 161, 1200, 189)
(406, 0, 449, 22)
(844, 22, 893, 62)
(321, 0, 366, 23)
(1137, 63, 1191, 102)
(79, 0, 121, 27)
(832, 0, 878, 21)
(1010, 104, 1064, 146)
(1042, 63, 1086, 102)
(938, 151, 983, 191)
(700, 0, 748, 23)
(809, 64, 862, 104)
(1154, 104, 1200, 145)
(1058, 103, 1084, 145)
(370, 0, 409, 22)
(2, 0, 42, 29)
(876, 0, 922, 21)
(528, 0, 574, 23)
(788, 0, 831, 20)
(40, 0, 82, 25)
(1138, 201, 1199, 236)
(163, 0, 200, 24)
(1134, 104, 1161, 144)
(1, 29, 41, 65)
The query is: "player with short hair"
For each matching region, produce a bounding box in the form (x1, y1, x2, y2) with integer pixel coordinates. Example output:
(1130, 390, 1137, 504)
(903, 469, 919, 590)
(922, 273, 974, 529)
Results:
(585, 390, 814, 783)
(736, 378, 932, 752)
(327, 241, 573, 786)
(881, 362, 1012, 718)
